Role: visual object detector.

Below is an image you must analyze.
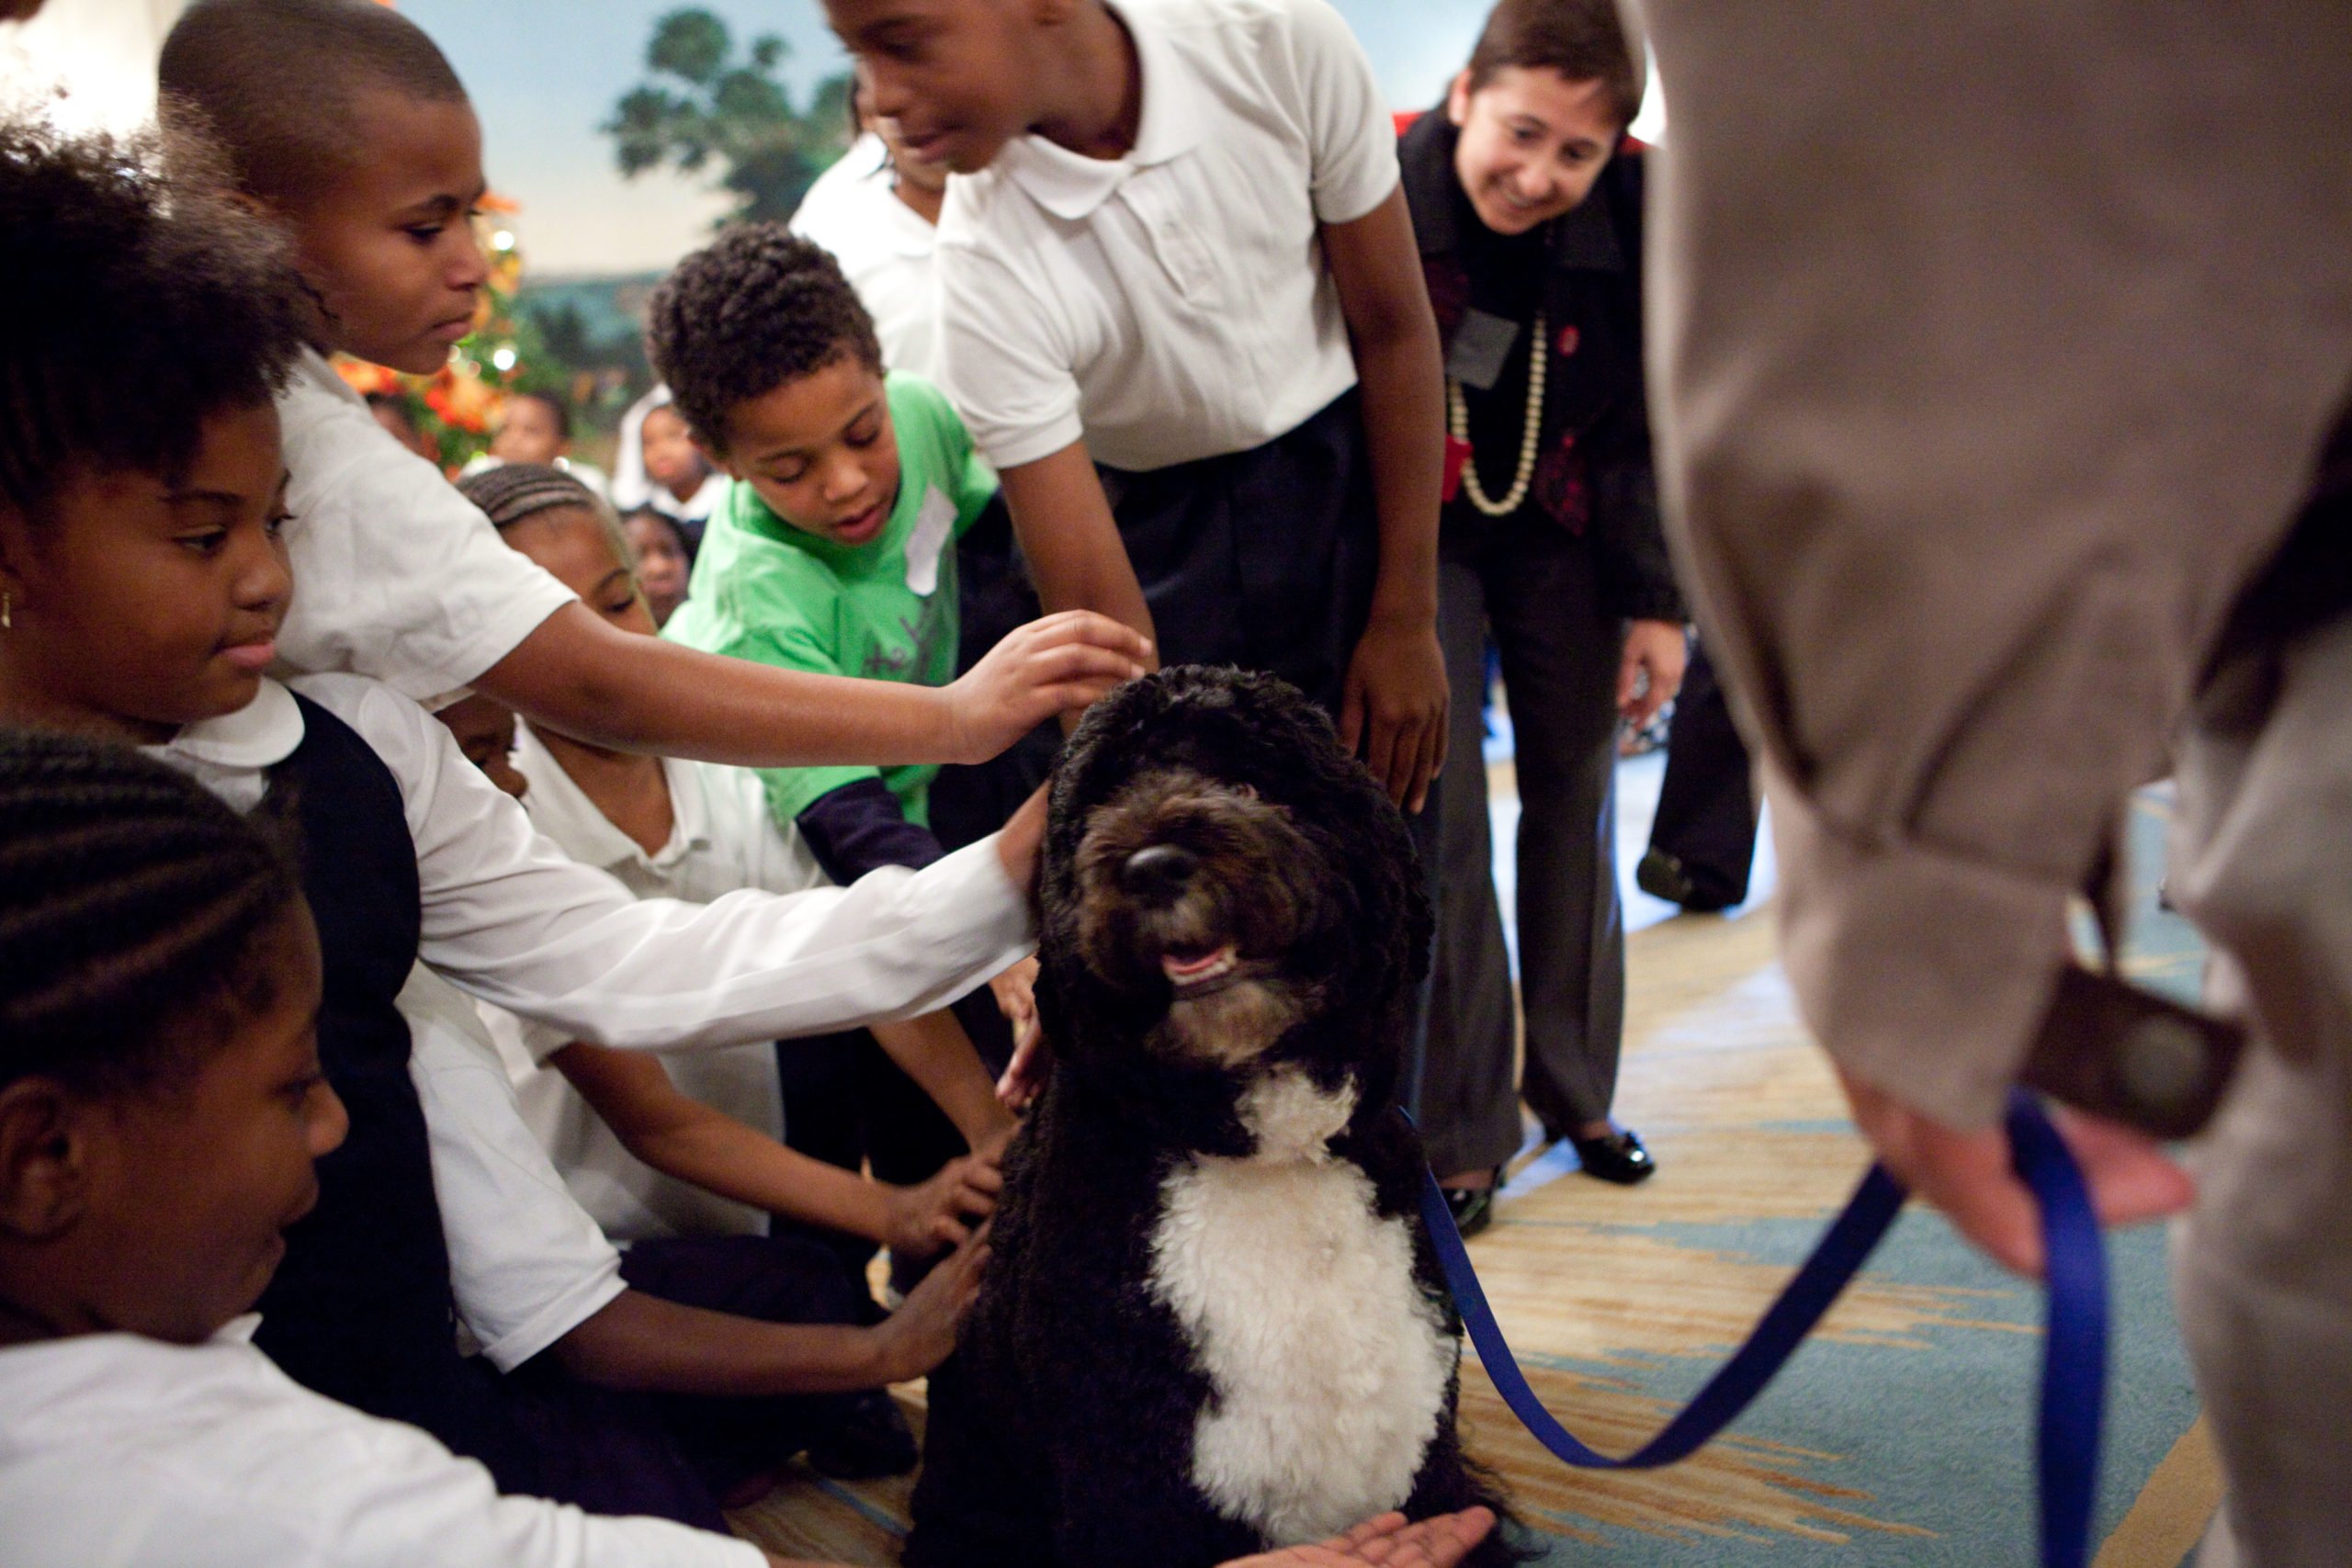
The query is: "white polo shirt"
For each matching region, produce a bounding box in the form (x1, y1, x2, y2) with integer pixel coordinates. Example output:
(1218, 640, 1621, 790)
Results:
(275, 348, 578, 709)
(0, 1327, 761, 1568)
(933, 0, 1398, 473)
(793, 132, 946, 380)
(488, 722, 831, 1245)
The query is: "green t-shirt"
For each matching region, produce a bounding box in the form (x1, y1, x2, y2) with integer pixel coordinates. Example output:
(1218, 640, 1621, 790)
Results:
(662, 371, 998, 828)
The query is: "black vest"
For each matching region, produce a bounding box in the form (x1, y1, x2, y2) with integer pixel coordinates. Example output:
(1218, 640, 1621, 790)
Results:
(251, 694, 541, 1492)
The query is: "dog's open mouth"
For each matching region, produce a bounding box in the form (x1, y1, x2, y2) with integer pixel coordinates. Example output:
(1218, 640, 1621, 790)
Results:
(1160, 942, 1241, 991)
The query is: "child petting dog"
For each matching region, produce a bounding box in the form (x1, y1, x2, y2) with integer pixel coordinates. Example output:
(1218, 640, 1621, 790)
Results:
(0, 730, 1492, 1568)
(154, 0, 1148, 774)
(0, 111, 1025, 1528)
(646, 226, 1033, 1286)
(452, 462, 1011, 1244)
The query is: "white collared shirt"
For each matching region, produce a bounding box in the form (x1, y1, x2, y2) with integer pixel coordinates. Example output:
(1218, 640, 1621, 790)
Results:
(486, 724, 831, 1244)
(401, 965, 628, 1372)
(0, 1327, 761, 1567)
(141, 676, 1030, 1368)
(933, 0, 1397, 473)
(793, 132, 946, 380)
(146, 673, 1035, 1054)
(276, 348, 579, 708)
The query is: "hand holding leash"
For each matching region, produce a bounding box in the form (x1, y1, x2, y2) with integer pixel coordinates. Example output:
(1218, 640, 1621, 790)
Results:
(1837, 1066, 2190, 1278)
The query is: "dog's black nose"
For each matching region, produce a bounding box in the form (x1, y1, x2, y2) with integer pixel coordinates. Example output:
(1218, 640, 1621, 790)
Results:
(1120, 843, 1198, 901)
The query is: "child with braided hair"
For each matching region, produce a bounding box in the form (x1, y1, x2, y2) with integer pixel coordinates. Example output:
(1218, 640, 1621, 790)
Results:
(0, 112, 1033, 1528)
(449, 466, 1010, 1421)
(0, 729, 823, 1567)
(0, 737, 1487, 1563)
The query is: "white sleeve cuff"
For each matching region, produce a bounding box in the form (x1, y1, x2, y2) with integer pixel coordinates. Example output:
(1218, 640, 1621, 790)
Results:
(970, 410, 1089, 475)
(475, 1269, 626, 1376)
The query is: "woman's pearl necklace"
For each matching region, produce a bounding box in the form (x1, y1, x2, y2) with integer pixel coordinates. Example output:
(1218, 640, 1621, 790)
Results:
(1447, 308, 1548, 518)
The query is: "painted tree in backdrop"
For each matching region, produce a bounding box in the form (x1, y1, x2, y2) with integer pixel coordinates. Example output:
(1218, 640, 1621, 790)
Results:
(605, 8, 853, 227)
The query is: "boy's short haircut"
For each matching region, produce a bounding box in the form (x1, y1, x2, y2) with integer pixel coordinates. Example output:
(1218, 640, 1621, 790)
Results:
(159, 0, 468, 209)
(1466, 0, 1643, 130)
(509, 390, 572, 443)
(0, 116, 307, 523)
(644, 224, 883, 455)
(0, 727, 302, 1099)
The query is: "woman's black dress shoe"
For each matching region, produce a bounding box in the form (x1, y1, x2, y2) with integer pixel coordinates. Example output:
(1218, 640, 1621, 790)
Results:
(1570, 1128, 1657, 1185)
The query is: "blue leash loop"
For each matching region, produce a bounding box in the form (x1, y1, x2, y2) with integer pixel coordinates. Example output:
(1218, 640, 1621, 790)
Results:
(1413, 1089, 2108, 1567)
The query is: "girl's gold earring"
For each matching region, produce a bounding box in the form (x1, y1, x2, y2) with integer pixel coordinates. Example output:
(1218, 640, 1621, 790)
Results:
(2, 591, 11, 631)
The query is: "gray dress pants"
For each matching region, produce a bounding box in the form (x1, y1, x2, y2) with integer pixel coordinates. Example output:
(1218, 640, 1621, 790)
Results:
(2174, 604, 2352, 1568)
(1422, 516, 1624, 1177)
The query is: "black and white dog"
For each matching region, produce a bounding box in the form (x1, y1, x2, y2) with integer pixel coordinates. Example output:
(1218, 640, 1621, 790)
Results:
(907, 667, 1513, 1568)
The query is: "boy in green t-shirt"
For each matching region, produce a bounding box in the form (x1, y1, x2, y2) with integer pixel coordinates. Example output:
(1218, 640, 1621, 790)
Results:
(657, 227, 1001, 857)
(652, 227, 1024, 1249)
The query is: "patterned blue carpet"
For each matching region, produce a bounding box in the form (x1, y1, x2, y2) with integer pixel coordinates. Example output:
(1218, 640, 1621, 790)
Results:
(1465, 773, 2211, 1565)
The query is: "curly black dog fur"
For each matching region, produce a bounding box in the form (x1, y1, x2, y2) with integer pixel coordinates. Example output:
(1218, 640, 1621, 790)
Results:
(907, 667, 1514, 1568)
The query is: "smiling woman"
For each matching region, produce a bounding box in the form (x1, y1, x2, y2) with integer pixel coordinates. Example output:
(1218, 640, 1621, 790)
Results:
(1406, 0, 1688, 1211)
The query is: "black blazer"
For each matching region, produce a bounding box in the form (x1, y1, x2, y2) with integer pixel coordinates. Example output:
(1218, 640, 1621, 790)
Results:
(1401, 108, 1685, 623)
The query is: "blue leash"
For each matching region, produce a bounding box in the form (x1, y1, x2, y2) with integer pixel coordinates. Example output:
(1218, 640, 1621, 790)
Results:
(1413, 1089, 2109, 1567)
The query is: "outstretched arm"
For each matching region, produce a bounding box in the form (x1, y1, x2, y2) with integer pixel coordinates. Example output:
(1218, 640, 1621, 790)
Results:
(551, 1227, 989, 1396)
(550, 1043, 1001, 1257)
(305, 676, 1046, 1053)
(480, 601, 1148, 769)
(997, 443, 1159, 653)
(869, 1007, 1018, 1156)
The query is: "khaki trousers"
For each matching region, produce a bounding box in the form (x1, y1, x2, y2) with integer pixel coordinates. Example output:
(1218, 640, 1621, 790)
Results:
(2174, 607, 2352, 1566)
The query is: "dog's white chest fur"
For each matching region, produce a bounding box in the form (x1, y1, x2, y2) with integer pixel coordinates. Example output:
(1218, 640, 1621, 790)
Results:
(1145, 1072, 1455, 1546)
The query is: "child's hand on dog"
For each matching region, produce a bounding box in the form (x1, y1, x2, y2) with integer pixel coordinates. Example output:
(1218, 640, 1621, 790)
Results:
(948, 613, 1152, 763)
(990, 787, 1055, 1111)
(989, 955, 1042, 1056)
(997, 1025, 1052, 1111)
(873, 1223, 992, 1382)
(1223, 1508, 1498, 1568)
(886, 1152, 1004, 1260)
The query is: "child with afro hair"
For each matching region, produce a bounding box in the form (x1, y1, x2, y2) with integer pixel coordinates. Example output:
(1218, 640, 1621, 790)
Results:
(651, 226, 1035, 1288)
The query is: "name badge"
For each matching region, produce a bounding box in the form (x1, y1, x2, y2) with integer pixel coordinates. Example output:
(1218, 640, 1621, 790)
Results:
(904, 486, 956, 597)
(1445, 309, 1521, 391)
